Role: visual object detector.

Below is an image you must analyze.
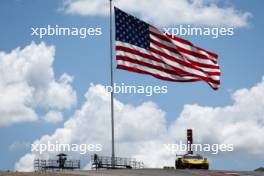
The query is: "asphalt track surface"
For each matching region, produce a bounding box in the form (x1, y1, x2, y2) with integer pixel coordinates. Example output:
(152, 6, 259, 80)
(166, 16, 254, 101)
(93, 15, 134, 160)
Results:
(0, 169, 263, 176)
(65, 169, 264, 176)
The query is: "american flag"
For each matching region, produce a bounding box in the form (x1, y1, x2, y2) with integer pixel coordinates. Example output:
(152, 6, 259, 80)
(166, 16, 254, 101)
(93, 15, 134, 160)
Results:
(115, 7, 220, 90)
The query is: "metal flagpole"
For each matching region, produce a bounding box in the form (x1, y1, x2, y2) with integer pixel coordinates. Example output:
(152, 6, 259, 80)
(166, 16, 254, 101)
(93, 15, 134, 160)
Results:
(109, 0, 115, 168)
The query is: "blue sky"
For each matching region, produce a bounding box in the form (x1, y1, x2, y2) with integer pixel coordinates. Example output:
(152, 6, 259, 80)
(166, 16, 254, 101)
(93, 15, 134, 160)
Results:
(0, 0, 264, 171)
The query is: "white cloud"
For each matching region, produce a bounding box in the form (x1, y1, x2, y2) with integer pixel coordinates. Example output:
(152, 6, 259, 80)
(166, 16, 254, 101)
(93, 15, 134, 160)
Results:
(15, 154, 35, 172)
(0, 42, 76, 127)
(169, 76, 264, 156)
(15, 76, 264, 171)
(0, 82, 37, 126)
(15, 84, 171, 171)
(43, 111, 63, 123)
(44, 74, 76, 109)
(62, 0, 251, 27)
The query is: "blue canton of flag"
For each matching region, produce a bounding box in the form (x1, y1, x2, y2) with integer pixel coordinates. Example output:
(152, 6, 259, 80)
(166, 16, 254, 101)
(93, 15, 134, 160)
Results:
(115, 7, 150, 49)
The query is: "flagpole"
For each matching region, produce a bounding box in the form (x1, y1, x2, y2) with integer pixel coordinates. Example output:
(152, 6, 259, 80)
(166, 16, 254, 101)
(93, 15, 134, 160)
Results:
(109, 0, 115, 168)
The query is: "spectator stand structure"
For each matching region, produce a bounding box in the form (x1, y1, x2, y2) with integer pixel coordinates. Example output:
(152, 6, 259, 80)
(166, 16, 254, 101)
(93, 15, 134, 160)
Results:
(34, 153, 80, 172)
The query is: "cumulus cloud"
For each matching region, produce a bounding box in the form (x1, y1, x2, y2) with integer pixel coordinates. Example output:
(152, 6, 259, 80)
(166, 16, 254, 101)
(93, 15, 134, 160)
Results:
(62, 0, 251, 27)
(169, 77, 264, 156)
(15, 76, 264, 171)
(43, 111, 63, 123)
(15, 154, 35, 172)
(0, 42, 76, 127)
(15, 84, 171, 171)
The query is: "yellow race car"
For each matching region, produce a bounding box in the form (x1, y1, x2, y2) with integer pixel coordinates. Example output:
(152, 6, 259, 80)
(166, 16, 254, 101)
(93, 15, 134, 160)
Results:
(175, 154, 209, 170)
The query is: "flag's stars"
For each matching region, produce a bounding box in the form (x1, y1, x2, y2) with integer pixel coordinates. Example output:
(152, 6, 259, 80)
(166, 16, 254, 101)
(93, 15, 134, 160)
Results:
(115, 8, 150, 49)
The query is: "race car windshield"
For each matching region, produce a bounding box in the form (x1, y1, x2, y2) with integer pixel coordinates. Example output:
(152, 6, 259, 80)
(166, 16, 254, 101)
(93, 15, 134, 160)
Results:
(184, 155, 203, 159)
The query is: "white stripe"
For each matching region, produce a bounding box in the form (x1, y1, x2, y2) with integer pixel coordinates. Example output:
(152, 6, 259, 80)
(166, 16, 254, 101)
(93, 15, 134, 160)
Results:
(116, 41, 147, 53)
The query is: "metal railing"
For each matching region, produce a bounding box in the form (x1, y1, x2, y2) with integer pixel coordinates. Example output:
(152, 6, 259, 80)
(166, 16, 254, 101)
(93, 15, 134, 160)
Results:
(34, 159, 80, 171)
(91, 154, 144, 169)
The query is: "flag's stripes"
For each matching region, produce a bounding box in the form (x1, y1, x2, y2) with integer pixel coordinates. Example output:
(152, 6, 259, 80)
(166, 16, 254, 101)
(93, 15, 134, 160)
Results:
(117, 60, 200, 82)
(150, 33, 219, 69)
(116, 41, 220, 89)
(148, 44, 220, 80)
(117, 50, 203, 80)
(117, 58, 196, 81)
(117, 50, 175, 72)
(117, 58, 217, 89)
(150, 26, 218, 63)
(149, 39, 220, 76)
(116, 52, 219, 86)
(117, 41, 218, 79)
